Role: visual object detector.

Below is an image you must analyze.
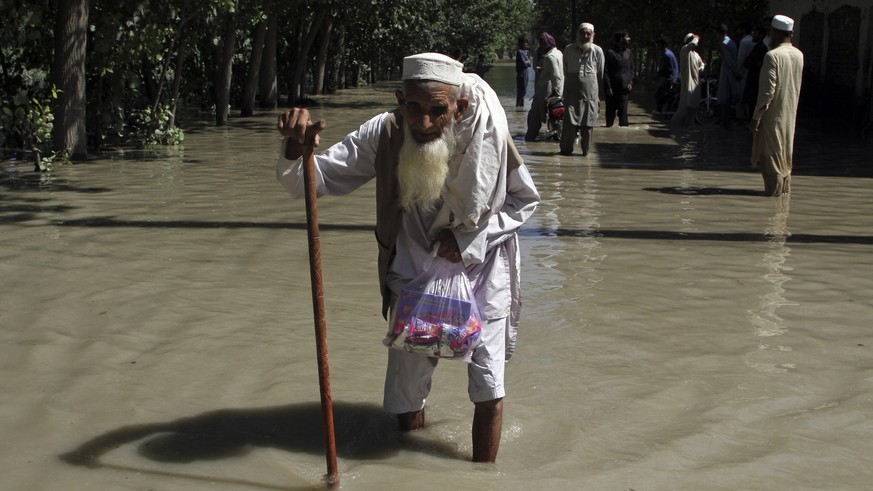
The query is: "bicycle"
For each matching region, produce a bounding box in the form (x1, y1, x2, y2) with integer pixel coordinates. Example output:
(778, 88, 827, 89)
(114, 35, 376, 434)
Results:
(695, 76, 720, 125)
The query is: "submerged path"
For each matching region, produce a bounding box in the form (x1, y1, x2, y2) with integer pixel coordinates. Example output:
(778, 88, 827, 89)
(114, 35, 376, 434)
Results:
(2, 67, 873, 490)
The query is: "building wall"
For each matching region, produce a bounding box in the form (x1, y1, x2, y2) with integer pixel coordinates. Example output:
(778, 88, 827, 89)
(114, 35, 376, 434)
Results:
(770, 0, 872, 126)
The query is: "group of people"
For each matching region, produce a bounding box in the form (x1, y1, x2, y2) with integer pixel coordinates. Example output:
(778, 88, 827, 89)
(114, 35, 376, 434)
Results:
(270, 13, 803, 468)
(520, 17, 802, 196)
(519, 24, 637, 156)
(669, 19, 782, 130)
(669, 15, 803, 195)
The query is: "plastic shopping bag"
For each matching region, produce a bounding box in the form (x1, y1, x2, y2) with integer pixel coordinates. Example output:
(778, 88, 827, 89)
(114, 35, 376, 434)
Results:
(384, 257, 482, 361)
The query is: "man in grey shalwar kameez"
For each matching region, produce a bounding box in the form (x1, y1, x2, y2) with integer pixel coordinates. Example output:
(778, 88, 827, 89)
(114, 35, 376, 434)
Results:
(275, 53, 540, 462)
(750, 15, 803, 197)
(561, 22, 605, 156)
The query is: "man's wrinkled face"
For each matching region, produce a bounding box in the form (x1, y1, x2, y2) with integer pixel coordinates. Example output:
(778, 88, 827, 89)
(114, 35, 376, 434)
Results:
(578, 28, 594, 45)
(395, 82, 463, 144)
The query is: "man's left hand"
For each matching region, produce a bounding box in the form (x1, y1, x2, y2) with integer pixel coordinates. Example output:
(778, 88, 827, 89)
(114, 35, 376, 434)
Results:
(748, 119, 760, 133)
(430, 229, 463, 263)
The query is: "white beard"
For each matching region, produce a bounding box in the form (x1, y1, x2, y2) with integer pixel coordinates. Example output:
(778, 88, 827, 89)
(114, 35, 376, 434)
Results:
(397, 121, 454, 212)
(578, 41, 593, 52)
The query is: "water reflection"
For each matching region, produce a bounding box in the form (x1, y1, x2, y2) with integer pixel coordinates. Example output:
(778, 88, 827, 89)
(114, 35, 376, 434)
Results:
(747, 196, 797, 373)
(564, 161, 604, 300)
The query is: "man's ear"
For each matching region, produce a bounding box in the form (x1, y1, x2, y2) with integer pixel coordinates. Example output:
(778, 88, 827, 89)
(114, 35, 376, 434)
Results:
(455, 97, 469, 123)
(395, 90, 404, 108)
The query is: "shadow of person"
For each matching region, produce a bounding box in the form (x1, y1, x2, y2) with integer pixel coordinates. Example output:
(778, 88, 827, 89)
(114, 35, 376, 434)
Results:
(645, 186, 765, 196)
(60, 401, 467, 488)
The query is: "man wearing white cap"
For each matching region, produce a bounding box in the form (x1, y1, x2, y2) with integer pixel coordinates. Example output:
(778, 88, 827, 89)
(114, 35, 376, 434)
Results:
(750, 15, 803, 196)
(561, 22, 605, 156)
(275, 52, 540, 462)
(671, 33, 705, 127)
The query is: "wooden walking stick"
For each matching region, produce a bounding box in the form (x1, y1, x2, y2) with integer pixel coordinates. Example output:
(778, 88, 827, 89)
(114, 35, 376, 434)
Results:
(301, 120, 339, 488)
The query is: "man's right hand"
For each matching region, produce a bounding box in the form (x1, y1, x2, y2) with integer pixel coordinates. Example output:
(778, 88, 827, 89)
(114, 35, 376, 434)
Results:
(277, 108, 323, 160)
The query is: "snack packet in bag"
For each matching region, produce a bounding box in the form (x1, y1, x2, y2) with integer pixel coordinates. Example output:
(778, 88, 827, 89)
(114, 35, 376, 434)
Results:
(384, 257, 482, 361)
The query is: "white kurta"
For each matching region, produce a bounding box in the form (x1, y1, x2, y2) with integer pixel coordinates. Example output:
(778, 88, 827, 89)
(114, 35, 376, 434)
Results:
(751, 43, 804, 194)
(276, 75, 540, 324)
(678, 42, 705, 110)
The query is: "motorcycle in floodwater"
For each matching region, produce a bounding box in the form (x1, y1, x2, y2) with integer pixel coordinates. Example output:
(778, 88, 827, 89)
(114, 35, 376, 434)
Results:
(545, 95, 565, 141)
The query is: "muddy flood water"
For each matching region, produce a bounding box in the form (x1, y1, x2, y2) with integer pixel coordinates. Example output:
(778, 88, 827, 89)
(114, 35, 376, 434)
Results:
(2, 62, 873, 490)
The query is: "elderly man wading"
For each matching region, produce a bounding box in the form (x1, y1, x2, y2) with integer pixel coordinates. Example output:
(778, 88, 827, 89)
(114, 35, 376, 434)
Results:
(750, 15, 804, 197)
(561, 22, 605, 156)
(275, 53, 540, 462)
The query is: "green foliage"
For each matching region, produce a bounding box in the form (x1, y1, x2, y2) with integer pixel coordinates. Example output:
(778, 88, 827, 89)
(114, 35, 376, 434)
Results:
(126, 105, 185, 147)
(439, 0, 533, 62)
(0, 86, 68, 171)
(334, 0, 532, 80)
(1, 1, 57, 166)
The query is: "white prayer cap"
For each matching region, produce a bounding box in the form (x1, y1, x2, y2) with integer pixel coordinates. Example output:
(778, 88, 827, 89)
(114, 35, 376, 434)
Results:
(684, 33, 695, 44)
(771, 14, 794, 32)
(402, 52, 464, 86)
(579, 22, 594, 31)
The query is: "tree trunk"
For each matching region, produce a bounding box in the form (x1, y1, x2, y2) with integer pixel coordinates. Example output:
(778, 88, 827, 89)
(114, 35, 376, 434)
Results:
(351, 63, 360, 88)
(313, 16, 333, 95)
(52, 0, 88, 161)
(168, 31, 189, 130)
(152, 9, 198, 116)
(215, 8, 237, 126)
(143, 56, 157, 106)
(288, 12, 325, 106)
(258, 5, 278, 109)
(329, 26, 346, 92)
(95, 74, 104, 151)
(241, 1, 272, 117)
(151, 43, 173, 114)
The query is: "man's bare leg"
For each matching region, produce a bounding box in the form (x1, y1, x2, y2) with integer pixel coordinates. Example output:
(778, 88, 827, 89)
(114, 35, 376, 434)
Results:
(472, 398, 503, 462)
(762, 170, 779, 196)
(398, 409, 425, 431)
(580, 126, 592, 156)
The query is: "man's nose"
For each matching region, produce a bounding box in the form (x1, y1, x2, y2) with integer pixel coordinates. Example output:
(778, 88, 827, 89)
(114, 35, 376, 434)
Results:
(410, 113, 436, 131)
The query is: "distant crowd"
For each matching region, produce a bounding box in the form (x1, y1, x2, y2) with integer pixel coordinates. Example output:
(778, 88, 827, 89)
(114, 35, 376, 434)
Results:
(510, 15, 802, 197)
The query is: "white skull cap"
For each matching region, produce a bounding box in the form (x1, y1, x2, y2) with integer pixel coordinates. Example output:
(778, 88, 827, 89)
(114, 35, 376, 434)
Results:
(771, 14, 794, 32)
(402, 53, 464, 86)
(579, 22, 594, 31)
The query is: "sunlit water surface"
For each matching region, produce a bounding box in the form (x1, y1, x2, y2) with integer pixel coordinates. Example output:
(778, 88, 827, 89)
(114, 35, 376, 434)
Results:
(2, 62, 872, 490)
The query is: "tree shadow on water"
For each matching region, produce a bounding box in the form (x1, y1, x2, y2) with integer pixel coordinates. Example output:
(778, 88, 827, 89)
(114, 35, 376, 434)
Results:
(645, 186, 764, 196)
(60, 401, 466, 489)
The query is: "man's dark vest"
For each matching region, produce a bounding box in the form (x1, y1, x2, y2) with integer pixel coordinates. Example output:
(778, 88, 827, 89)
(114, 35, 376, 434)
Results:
(374, 110, 405, 319)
